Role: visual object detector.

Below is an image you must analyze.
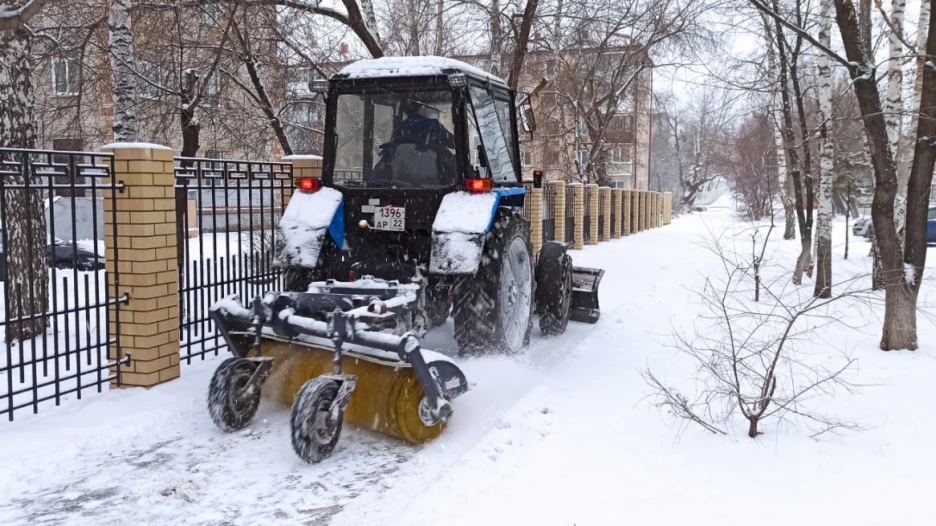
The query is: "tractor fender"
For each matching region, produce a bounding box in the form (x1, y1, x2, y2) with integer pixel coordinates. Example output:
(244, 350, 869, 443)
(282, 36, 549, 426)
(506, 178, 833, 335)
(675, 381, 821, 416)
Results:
(429, 188, 525, 275)
(275, 187, 345, 268)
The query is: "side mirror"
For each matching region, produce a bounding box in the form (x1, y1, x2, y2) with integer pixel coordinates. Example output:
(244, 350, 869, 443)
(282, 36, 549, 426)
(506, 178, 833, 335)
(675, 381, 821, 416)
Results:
(518, 95, 537, 133)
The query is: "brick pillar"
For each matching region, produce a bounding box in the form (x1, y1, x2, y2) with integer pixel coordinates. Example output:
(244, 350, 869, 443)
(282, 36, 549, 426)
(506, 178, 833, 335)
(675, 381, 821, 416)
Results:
(653, 193, 659, 228)
(663, 192, 673, 225)
(599, 187, 611, 241)
(586, 184, 599, 245)
(638, 191, 646, 232)
(630, 191, 638, 234)
(622, 190, 631, 236)
(571, 183, 584, 250)
(283, 155, 322, 207)
(530, 186, 543, 258)
(103, 143, 180, 387)
(612, 188, 623, 239)
(657, 193, 662, 227)
(552, 181, 566, 243)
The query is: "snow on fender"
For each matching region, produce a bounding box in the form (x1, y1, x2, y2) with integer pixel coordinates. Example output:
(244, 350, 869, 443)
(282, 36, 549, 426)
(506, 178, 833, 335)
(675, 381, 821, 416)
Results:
(276, 187, 343, 267)
(429, 191, 498, 275)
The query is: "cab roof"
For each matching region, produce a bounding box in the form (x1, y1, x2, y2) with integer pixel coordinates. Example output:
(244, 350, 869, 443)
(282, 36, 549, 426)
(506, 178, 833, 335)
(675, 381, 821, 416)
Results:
(335, 56, 507, 87)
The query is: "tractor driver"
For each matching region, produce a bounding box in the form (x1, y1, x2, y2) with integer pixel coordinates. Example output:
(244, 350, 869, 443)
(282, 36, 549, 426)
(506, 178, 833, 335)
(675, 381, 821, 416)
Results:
(371, 98, 457, 187)
(391, 99, 456, 150)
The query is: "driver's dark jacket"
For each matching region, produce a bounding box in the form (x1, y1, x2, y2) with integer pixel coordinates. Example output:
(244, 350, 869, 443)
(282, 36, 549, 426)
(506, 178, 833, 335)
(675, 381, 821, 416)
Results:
(390, 114, 455, 149)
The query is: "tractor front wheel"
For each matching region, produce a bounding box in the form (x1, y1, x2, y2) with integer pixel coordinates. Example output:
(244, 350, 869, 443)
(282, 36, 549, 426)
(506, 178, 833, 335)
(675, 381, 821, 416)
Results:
(453, 212, 534, 354)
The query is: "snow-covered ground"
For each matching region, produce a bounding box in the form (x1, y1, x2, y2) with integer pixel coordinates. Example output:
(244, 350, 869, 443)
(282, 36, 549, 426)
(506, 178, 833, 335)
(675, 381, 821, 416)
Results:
(1, 202, 934, 525)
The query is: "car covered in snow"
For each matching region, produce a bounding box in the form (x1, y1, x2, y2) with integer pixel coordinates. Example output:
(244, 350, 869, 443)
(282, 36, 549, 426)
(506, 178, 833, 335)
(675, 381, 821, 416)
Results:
(0, 237, 105, 281)
(853, 217, 872, 237)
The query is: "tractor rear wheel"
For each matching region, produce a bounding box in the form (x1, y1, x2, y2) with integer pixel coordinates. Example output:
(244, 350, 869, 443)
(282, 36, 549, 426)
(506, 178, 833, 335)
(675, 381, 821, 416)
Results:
(536, 241, 573, 336)
(453, 212, 534, 354)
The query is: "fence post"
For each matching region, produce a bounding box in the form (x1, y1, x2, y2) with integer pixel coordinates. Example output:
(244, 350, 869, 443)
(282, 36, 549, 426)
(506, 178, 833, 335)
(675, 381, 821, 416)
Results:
(599, 187, 611, 241)
(571, 183, 584, 250)
(586, 184, 599, 245)
(622, 190, 631, 236)
(654, 193, 661, 228)
(530, 185, 543, 258)
(103, 143, 180, 388)
(663, 192, 673, 225)
(630, 191, 638, 234)
(657, 193, 663, 227)
(552, 181, 566, 243)
(650, 193, 656, 228)
(283, 155, 322, 208)
(612, 188, 623, 239)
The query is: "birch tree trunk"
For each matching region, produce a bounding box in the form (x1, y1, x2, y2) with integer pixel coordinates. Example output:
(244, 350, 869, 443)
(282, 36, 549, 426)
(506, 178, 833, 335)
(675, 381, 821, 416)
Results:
(489, 0, 503, 77)
(0, 19, 50, 342)
(405, 0, 420, 55)
(359, 0, 381, 45)
(814, 0, 834, 298)
(886, 0, 907, 254)
(763, 18, 796, 239)
(108, 0, 138, 142)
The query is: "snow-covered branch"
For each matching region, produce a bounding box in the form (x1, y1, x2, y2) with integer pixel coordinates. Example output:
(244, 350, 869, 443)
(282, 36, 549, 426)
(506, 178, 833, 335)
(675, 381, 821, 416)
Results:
(0, 0, 52, 31)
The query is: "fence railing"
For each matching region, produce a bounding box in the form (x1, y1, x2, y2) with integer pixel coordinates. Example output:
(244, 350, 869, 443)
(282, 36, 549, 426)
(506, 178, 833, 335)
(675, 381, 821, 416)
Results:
(0, 147, 128, 421)
(543, 184, 556, 243)
(174, 157, 293, 363)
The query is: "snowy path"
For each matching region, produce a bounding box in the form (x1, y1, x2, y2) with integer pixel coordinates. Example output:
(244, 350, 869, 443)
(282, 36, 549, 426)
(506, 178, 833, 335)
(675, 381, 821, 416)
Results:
(1, 206, 935, 525)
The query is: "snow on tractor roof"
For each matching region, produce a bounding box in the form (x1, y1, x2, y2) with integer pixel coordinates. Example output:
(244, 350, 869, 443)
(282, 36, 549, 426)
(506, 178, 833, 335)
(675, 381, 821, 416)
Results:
(338, 56, 505, 84)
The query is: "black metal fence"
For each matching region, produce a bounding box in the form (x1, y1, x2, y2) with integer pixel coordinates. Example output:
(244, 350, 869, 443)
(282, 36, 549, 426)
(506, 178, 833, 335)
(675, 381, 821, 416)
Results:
(583, 186, 593, 244)
(175, 157, 293, 363)
(0, 148, 128, 421)
(543, 184, 556, 243)
(565, 186, 575, 241)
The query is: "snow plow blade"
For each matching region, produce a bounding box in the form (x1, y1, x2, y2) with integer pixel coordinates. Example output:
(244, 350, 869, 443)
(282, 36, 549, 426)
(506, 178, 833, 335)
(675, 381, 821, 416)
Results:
(569, 266, 604, 324)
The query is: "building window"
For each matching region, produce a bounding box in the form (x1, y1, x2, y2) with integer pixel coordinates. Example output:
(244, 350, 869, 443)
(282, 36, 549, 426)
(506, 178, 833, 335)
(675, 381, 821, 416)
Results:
(574, 149, 589, 166)
(51, 57, 79, 96)
(610, 146, 631, 164)
(204, 73, 221, 106)
(138, 61, 164, 100)
(202, 1, 220, 27)
(545, 150, 559, 166)
(289, 101, 319, 126)
(520, 150, 532, 167)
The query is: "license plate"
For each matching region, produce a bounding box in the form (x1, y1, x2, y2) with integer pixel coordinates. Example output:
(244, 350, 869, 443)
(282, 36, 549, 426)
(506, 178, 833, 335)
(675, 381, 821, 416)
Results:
(374, 206, 405, 231)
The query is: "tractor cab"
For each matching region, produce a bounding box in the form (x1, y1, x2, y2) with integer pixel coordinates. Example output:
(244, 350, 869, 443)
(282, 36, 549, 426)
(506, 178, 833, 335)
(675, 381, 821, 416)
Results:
(289, 57, 533, 283)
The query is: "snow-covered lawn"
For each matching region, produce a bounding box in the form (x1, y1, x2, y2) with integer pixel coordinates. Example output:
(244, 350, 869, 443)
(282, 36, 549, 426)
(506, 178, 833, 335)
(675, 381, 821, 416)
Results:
(1, 203, 933, 525)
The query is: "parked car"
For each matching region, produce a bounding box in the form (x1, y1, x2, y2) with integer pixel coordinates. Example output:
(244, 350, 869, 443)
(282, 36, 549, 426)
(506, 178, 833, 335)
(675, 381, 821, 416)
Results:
(853, 217, 872, 237)
(928, 207, 936, 245)
(0, 238, 105, 281)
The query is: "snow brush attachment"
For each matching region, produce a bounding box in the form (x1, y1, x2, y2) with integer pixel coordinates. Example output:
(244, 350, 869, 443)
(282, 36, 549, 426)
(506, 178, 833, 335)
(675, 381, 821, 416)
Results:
(207, 290, 469, 461)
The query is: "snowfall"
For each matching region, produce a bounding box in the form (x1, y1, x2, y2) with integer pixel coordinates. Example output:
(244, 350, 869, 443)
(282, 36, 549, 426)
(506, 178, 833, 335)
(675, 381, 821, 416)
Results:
(1, 195, 934, 526)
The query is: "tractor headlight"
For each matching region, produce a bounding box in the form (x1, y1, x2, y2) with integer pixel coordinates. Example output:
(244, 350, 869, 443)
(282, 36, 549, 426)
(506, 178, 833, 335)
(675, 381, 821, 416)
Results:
(447, 73, 467, 87)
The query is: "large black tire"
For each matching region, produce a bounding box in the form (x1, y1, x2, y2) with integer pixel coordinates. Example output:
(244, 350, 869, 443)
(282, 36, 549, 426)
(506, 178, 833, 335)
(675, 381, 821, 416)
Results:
(291, 377, 343, 463)
(536, 242, 573, 336)
(453, 211, 534, 355)
(207, 357, 261, 432)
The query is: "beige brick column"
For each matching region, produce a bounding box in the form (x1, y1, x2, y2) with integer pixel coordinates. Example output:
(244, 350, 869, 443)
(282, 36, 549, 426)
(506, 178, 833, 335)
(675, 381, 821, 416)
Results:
(283, 155, 323, 207)
(571, 183, 584, 250)
(630, 191, 638, 233)
(657, 193, 663, 227)
(612, 188, 623, 239)
(622, 190, 631, 236)
(663, 192, 673, 225)
(599, 187, 611, 241)
(654, 193, 660, 228)
(638, 191, 647, 232)
(586, 184, 599, 245)
(103, 143, 180, 388)
(649, 193, 656, 228)
(530, 186, 543, 258)
(552, 181, 566, 243)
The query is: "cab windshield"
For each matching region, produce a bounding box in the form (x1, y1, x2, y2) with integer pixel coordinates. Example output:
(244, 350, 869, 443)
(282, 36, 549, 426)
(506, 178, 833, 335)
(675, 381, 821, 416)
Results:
(332, 89, 457, 189)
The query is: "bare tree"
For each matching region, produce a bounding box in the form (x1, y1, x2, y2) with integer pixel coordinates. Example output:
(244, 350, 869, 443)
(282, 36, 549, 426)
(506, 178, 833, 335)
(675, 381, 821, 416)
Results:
(644, 232, 864, 439)
(1, 2, 50, 341)
(108, 0, 138, 141)
(814, 0, 834, 298)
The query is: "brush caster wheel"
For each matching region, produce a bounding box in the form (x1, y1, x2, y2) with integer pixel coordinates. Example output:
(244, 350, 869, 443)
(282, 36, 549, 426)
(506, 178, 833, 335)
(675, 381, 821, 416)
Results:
(291, 377, 343, 463)
(208, 357, 262, 432)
